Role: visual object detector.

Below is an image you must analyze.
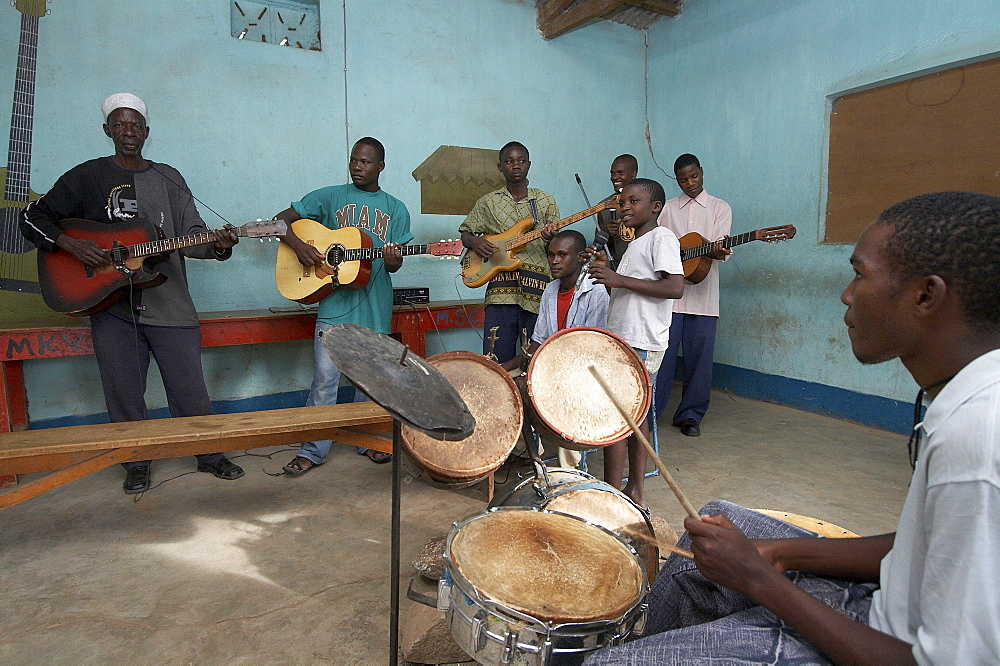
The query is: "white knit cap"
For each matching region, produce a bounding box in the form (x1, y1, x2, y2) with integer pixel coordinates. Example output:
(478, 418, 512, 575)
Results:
(101, 92, 147, 121)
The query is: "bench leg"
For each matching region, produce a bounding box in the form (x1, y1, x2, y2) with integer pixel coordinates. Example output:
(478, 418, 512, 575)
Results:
(0, 359, 29, 488)
(0, 448, 135, 511)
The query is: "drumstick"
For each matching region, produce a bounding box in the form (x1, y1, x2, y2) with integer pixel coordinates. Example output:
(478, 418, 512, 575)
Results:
(661, 543, 695, 560)
(617, 524, 695, 561)
(588, 365, 702, 521)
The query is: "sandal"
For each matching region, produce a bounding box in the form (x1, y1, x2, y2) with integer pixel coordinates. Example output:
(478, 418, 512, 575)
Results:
(365, 450, 392, 465)
(282, 456, 321, 476)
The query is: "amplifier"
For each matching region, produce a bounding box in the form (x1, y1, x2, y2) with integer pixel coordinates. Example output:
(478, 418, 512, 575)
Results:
(393, 287, 430, 305)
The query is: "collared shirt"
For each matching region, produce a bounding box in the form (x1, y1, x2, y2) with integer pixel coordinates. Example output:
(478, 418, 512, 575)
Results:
(868, 349, 1000, 663)
(460, 186, 559, 313)
(657, 189, 732, 317)
(532, 272, 609, 344)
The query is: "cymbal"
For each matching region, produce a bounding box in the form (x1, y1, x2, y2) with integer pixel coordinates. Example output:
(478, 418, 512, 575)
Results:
(321, 323, 475, 440)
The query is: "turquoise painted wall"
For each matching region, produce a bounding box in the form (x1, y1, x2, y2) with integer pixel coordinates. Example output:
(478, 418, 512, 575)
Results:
(3, 0, 646, 422)
(8, 0, 996, 425)
(644, 0, 1000, 404)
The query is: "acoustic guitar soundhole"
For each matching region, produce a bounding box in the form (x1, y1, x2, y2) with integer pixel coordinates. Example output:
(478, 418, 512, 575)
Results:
(326, 244, 346, 267)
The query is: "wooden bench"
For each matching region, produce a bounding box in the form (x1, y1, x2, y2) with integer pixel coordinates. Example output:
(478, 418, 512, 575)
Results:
(0, 402, 394, 510)
(0, 302, 486, 488)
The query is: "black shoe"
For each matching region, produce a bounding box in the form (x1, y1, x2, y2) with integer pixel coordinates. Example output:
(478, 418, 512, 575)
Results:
(123, 466, 151, 494)
(197, 457, 245, 480)
(678, 419, 701, 437)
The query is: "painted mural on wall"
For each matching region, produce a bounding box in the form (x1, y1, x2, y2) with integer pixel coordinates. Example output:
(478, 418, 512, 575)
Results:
(0, 0, 50, 324)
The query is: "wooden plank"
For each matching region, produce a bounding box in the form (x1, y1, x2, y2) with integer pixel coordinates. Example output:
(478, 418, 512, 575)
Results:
(538, 0, 578, 27)
(620, 0, 681, 16)
(540, 0, 622, 39)
(0, 403, 392, 464)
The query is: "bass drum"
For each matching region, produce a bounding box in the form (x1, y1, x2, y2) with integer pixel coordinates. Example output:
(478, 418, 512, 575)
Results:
(400, 351, 522, 488)
(490, 468, 659, 586)
(441, 507, 648, 665)
(525, 327, 650, 451)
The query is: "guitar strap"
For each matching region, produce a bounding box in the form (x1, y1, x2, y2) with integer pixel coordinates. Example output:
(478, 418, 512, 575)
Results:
(528, 198, 540, 227)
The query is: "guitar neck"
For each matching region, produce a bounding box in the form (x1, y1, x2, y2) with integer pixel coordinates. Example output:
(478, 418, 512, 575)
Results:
(4, 12, 39, 204)
(130, 225, 256, 258)
(681, 229, 760, 260)
(506, 200, 611, 249)
(344, 243, 433, 262)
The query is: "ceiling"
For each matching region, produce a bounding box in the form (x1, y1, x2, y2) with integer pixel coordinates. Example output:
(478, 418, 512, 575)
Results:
(535, 0, 682, 39)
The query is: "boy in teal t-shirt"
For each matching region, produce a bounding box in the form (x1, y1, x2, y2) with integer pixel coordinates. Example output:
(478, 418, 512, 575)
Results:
(273, 137, 413, 471)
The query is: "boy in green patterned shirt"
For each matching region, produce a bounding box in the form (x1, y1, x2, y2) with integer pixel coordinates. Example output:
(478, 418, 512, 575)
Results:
(459, 142, 559, 363)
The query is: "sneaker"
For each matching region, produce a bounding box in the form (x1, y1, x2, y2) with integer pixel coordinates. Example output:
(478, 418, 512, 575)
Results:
(197, 456, 245, 480)
(123, 465, 151, 494)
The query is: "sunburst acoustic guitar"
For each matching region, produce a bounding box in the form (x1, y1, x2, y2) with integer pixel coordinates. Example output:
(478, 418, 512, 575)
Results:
(39, 218, 286, 316)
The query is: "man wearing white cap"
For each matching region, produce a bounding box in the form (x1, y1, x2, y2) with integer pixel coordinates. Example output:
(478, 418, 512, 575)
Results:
(20, 93, 245, 495)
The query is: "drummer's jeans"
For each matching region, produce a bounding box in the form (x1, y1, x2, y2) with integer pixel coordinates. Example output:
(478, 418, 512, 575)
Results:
(297, 321, 369, 464)
(583, 501, 878, 665)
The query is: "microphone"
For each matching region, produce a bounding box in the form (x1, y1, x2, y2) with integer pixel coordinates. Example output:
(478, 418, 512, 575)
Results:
(575, 229, 610, 290)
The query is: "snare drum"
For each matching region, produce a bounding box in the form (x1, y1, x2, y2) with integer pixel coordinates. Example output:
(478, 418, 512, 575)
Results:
(526, 327, 650, 451)
(400, 351, 522, 488)
(491, 469, 659, 586)
(441, 507, 648, 665)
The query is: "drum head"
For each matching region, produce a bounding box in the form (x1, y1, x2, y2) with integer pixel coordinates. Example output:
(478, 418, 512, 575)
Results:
(527, 328, 650, 447)
(448, 509, 644, 624)
(401, 352, 522, 483)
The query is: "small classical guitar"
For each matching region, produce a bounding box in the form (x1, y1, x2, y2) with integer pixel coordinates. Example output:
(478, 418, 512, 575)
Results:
(39, 218, 287, 316)
(460, 198, 617, 288)
(275, 219, 463, 304)
(679, 224, 796, 284)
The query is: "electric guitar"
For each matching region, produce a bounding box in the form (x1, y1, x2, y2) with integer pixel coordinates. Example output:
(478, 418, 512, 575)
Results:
(460, 199, 617, 288)
(38, 217, 286, 316)
(679, 225, 796, 284)
(275, 219, 463, 304)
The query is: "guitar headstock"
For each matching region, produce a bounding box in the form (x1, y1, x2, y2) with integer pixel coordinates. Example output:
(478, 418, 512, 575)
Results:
(754, 225, 797, 243)
(15, 0, 48, 18)
(244, 219, 288, 238)
(429, 239, 464, 258)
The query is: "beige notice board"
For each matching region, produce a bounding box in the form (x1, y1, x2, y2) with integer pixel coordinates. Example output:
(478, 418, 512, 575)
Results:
(826, 57, 1000, 242)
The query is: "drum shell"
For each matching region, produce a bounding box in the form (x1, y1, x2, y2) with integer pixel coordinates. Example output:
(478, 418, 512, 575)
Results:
(490, 469, 659, 587)
(525, 327, 650, 451)
(441, 507, 648, 665)
(400, 351, 522, 486)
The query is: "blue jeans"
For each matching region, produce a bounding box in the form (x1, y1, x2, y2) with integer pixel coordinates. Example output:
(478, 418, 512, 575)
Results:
(297, 321, 368, 465)
(584, 501, 877, 665)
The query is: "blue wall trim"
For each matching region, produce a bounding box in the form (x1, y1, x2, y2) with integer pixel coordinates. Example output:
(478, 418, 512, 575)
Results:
(710, 363, 913, 436)
(31, 365, 910, 436)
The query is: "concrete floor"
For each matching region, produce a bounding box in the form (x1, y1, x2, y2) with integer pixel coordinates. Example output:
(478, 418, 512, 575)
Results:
(0, 386, 913, 664)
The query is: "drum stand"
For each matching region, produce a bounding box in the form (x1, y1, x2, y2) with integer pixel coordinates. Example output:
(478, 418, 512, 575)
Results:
(316, 325, 475, 666)
(389, 420, 402, 666)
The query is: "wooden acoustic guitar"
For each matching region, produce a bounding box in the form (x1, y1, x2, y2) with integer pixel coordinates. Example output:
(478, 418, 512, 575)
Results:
(679, 224, 796, 284)
(275, 219, 463, 304)
(39, 218, 287, 316)
(460, 199, 616, 288)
